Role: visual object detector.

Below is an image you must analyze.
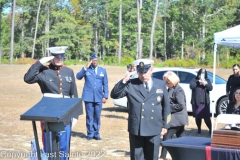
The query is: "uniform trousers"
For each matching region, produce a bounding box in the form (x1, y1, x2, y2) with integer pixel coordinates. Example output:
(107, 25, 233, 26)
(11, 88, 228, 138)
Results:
(129, 133, 161, 160)
(41, 122, 71, 160)
(85, 101, 102, 138)
(160, 126, 185, 159)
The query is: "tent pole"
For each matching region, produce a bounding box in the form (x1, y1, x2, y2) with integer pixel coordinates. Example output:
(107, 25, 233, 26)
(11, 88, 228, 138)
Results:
(213, 43, 217, 85)
(211, 43, 217, 138)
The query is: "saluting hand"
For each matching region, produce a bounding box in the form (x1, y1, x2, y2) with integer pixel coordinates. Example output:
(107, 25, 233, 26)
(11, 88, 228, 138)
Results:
(123, 71, 136, 82)
(39, 56, 54, 64)
(85, 60, 92, 69)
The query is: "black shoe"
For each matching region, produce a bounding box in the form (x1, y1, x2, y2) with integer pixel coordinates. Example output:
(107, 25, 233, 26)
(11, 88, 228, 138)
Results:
(87, 137, 93, 140)
(196, 131, 201, 134)
(94, 137, 102, 140)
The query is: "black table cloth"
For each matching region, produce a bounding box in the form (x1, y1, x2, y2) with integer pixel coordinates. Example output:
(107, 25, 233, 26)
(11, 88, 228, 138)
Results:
(161, 136, 210, 160)
(161, 136, 240, 160)
(209, 146, 240, 160)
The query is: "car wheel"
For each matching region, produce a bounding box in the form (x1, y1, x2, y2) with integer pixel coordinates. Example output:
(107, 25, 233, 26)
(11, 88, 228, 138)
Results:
(216, 97, 229, 115)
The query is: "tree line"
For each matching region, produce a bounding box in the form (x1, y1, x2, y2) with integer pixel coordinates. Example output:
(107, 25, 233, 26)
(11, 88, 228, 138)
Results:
(0, 0, 240, 65)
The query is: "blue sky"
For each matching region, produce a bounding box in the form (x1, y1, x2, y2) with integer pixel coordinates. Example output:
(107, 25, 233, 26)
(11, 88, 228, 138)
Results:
(3, 7, 11, 14)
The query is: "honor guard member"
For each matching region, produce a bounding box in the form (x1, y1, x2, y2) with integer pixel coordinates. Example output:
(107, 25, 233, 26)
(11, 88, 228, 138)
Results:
(24, 46, 78, 159)
(111, 59, 171, 160)
(76, 53, 109, 140)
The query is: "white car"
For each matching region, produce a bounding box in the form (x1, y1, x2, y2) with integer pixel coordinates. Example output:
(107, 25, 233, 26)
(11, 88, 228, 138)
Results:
(112, 67, 228, 115)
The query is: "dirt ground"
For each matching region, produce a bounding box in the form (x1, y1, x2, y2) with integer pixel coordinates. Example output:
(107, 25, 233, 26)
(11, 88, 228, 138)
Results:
(0, 64, 231, 160)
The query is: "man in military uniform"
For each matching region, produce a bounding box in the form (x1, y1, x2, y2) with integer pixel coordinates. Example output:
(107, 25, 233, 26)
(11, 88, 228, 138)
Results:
(76, 53, 108, 140)
(24, 46, 78, 159)
(111, 59, 171, 160)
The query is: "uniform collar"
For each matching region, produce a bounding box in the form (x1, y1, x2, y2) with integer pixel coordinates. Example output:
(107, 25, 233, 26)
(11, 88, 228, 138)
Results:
(148, 78, 153, 90)
(49, 63, 62, 70)
(91, 66, 98, 74)
(143, 78, 153, 91)
(91, 66, 98, 70)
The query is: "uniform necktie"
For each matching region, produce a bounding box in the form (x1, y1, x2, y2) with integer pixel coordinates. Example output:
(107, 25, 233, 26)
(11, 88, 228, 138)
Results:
(145, 82, 149, 92)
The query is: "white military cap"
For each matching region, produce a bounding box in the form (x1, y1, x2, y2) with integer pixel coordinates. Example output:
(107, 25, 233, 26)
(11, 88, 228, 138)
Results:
(46, 46, 68, 58)
(133, 59, 154, 72)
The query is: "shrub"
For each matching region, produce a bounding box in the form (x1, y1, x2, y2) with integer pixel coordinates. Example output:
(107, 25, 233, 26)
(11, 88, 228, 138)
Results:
(188, 59, 197, 67)
(64, 59, 93, 66)
(220, 56, 238, 68)
(120, 56, 135, 66)
(0, 58, 10, 64)
(103, 56, 118, 65)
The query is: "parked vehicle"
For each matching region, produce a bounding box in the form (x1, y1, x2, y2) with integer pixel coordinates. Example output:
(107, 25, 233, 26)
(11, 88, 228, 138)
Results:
(112, 67, 228, 115)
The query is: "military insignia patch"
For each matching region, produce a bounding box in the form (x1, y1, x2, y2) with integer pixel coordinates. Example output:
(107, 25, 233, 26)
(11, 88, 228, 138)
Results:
(100, 72, 104, 77)
(157, 96, 161, 102)
(167, 114, 171, 124)
(139, 62, 144, 67)
(65, 76, 73, 82)
(65, 76, 69, 82)
(156, 89, 163, 93)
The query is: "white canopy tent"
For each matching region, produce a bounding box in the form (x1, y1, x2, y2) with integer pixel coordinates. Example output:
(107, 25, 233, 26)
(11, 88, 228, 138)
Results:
(212, 25, 240, 137)
(213, 25, 240, 84)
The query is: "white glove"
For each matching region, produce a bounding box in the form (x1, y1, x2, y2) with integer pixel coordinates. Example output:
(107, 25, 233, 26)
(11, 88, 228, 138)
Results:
(39, 56, 54, 64)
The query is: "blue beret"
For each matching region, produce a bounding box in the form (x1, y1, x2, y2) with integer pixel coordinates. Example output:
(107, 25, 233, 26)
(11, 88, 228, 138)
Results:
(90, 53, 98, 59)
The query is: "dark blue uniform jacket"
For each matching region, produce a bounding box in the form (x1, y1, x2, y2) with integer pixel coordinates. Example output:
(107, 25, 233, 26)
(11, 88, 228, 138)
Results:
(111, 78, 170, 136)
(24, 61, 78, 98)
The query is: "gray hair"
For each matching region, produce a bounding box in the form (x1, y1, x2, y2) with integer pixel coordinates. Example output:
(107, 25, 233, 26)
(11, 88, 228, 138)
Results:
(162, 71, 180, 85)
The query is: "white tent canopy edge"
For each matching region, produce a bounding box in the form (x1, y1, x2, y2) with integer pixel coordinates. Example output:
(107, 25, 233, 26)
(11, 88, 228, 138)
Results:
(212, 24, 240, 137)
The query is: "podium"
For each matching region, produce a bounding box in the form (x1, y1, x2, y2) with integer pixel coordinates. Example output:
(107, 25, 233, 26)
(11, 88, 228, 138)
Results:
(20, 97, 83, 160)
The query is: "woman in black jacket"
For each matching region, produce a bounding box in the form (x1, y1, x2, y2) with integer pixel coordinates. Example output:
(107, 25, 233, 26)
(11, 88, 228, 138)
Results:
(160, 71, 188, 160)
(226, 64, 240, 102)
(190, 68, 213, 134)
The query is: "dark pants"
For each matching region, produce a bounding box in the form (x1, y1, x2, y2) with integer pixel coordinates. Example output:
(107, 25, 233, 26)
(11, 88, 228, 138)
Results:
(160, 126, 185, 159)
(85, 101, 102, 138)
(195, 117, 212, 133)
(129, 133, 161, 160)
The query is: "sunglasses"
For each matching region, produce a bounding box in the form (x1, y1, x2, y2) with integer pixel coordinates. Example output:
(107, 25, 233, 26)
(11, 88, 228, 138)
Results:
(165, 81, 170, 85)
(234, 92, 240, 95)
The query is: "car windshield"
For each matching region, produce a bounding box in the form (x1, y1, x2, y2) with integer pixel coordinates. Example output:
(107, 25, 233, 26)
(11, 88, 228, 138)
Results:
(203, 71, 226, 84)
